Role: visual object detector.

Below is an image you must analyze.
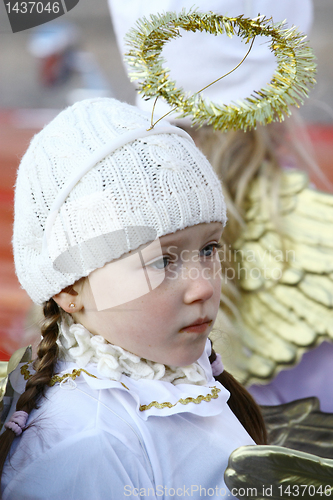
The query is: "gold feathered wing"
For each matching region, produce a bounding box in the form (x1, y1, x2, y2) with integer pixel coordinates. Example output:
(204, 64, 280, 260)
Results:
(261, 397, 333, 459)
(211, 169, 333, 385)
(224, 398, 333, 498)
(224, 444, 333, 500)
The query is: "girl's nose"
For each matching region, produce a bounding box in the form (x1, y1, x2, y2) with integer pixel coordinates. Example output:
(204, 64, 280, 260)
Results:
(182, 263, 216, 304)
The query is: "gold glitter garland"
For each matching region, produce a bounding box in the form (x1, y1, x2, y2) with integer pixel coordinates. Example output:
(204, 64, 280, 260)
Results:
(125, 9, 317, 131)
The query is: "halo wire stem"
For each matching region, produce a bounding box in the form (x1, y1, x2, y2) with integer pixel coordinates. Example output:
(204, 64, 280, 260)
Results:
(148, 35, 255, 130)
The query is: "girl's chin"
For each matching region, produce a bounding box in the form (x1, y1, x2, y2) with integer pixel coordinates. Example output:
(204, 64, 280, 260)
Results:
(163, 347, 207, 368)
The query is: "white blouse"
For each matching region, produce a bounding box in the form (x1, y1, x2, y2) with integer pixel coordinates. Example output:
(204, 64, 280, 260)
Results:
(1, 326, 254, 500)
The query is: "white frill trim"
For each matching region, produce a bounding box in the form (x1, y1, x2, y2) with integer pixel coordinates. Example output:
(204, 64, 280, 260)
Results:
(57, 319, 207, 386)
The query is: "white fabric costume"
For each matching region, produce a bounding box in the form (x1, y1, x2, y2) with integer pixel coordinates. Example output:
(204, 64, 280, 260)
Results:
(1, 328, 254, 500)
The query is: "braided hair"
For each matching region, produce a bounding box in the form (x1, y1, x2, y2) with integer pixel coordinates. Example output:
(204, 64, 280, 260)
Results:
(209, 345, 267, 445)
(0, 299, 60, 478)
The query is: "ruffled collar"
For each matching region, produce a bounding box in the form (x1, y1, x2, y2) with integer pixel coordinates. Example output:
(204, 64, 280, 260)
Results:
(57, 318, 208, 386)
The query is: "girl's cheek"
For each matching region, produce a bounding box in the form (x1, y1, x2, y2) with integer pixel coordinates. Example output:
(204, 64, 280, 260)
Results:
(160, 265, 180, 289)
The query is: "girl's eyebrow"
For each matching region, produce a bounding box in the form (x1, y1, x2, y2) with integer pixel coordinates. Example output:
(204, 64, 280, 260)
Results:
(204, 226, 224, 239)
(159, 225, 223, 247)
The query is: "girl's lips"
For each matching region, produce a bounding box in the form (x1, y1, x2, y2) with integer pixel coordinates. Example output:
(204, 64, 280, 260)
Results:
(180, 320, 212, 333)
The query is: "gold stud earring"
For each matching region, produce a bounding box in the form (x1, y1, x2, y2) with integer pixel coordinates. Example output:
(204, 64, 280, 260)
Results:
(69, 303, 76, 309)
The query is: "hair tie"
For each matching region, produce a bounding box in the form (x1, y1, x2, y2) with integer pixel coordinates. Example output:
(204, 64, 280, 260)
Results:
(211, 353, 224, 377)
(5, 411, 29, 437)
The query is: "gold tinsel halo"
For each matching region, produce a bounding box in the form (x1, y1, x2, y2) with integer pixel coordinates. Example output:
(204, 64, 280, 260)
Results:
(125, 9, 317, 131)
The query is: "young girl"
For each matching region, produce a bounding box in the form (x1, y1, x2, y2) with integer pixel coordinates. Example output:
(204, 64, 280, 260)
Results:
(0, 97, 266, 499)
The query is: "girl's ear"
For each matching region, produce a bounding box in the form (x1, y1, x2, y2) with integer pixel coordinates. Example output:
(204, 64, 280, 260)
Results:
(52, 285, 83, 314)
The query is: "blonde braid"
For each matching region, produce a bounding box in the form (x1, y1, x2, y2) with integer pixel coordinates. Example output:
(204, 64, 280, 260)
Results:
(0, 299, 60, 479)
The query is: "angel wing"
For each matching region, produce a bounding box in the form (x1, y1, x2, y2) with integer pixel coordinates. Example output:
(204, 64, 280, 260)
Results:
(211, 169, 333, 385)
(0, 345, 32, 431)
(224, 445, 333, 500)
(261, 397, 333, 459)
(224, 397, 333, 498)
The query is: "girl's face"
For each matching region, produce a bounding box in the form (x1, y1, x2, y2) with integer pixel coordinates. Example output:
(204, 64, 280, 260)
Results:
(71, 222, 223, 367)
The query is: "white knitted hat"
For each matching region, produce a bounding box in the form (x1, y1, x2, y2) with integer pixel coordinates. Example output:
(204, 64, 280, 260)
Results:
(13, 98, 226, 304)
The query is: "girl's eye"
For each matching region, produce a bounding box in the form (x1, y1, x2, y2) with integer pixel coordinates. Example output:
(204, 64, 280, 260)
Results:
(147, 256, 171, 270)
(201, 243, 222, 258)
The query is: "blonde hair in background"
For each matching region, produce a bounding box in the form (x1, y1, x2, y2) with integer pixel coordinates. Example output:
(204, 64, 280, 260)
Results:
(184, 111, 328, 246)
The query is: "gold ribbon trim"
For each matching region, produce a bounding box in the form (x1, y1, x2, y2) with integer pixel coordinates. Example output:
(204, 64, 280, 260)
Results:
(139, 386, 221, 411)
(20, 364, 129, 390)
